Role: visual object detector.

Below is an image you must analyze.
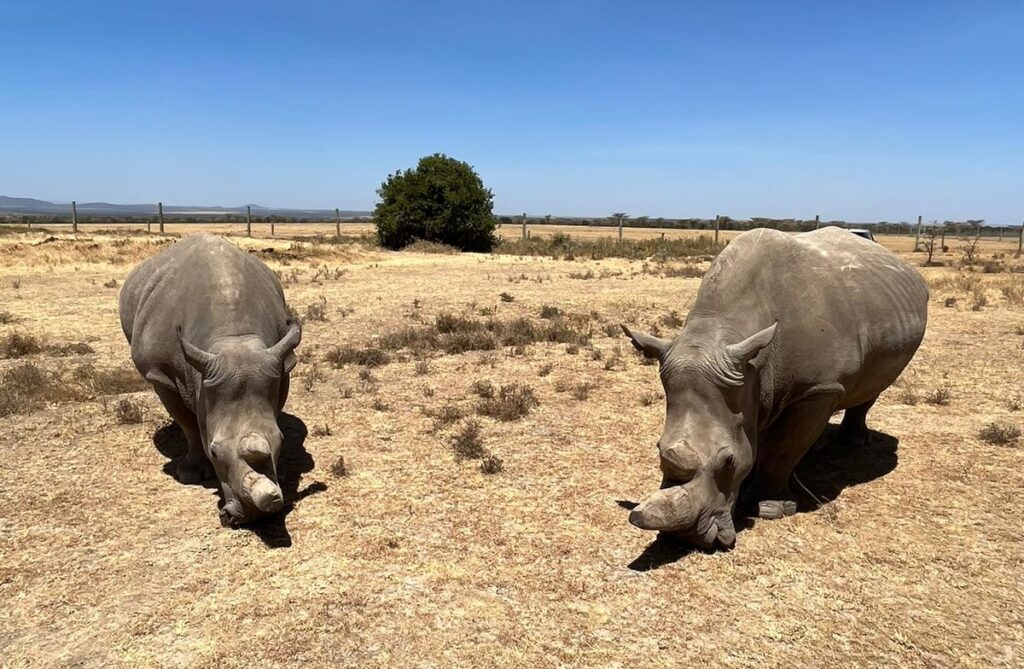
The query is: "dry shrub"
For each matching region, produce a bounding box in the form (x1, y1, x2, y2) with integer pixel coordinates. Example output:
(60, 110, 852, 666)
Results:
(114, 397, 145, 424)
(896, 387, 919, 406)
(46, 342, 94, 357)
(325, 345, 391, 368)
(499, 292, 514, 302)
(405, 239, 459, 254)
(570, 382, 594, 401)
(944, 297, 957, 308)
(429, 404, 465, 432)
(660, 310, 684, 328)
(372, 397, 391, 412)
(978, 423, 1021, 446)
(305, 295, 329, 322)
(1, 332, 43, 358)
(476, 383, 538, 421)
(539, 305, 562, 319)
(479, 454, 504, 475)
(414, 360, 431, 376)
(330, 455, 349, 477)
(659, 264, 704, 278)
(1000, 283, 1024, 306)
(538, 363, 553, 377)
(451, 420, 486, 460)
(0, 364, 69, 416)
(0, 310, 19, 324)
(103, 278, 119, 288)
(470, 379, 495, 398)
(924, 386, 952, 406)
(73, 363, 149, 396)
(311, 423, 332, 437)
(640, 390, 662, 406)
(970, 288, 988, 311)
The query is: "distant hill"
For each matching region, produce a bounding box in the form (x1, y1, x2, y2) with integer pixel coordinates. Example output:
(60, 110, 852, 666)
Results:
(0, 196, 370, 219)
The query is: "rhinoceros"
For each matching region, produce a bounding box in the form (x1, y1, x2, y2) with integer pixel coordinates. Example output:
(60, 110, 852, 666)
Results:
(622, 227, 927, 549)
(119, 234, 301, 526)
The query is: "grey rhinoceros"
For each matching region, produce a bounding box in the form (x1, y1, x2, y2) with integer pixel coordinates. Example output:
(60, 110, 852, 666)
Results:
(119, 234, 301, 526)
(622, 227, 927, 550)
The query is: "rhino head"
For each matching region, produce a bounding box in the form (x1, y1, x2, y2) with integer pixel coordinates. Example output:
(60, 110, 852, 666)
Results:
(178, 322, 301, 526)
(622, 321, 777, 550)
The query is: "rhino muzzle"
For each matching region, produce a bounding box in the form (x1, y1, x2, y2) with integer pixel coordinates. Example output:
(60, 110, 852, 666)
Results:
(630, 483, 737, 550)
(242, 470, 283, 514)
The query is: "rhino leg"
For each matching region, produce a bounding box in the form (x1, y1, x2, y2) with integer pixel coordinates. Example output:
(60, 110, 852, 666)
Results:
(837, 397, 877, 448)
(750, 393, 838, 520)
(152, 384, 213, 484)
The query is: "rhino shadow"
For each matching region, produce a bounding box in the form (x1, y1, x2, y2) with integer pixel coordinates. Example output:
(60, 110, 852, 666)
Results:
(622, 424, 899, 571)
(152, 412, 326, 548)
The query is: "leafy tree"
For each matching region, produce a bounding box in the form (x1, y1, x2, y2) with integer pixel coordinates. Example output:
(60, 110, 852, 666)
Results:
(374, 154, 497, 251)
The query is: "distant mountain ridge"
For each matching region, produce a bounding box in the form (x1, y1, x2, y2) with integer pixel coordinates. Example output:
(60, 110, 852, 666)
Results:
(0, 196, 370, 219)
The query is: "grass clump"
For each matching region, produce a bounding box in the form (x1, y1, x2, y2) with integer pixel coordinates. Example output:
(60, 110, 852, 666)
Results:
(497, 234, 723, 261)
(451, 419, 487, 460)
(476, 383, 538, 421)
(479, 454, 504, 475)
(471, 379, 496, 398)
(924, 386, 952, 406)
(1, 333, 43, 358)
(0, 310, 19, 324)
(114, 397, 145, 424)
(325, 345, 391, 368)
(330, 455, 349, 477)
(978, 422, 1021, 446)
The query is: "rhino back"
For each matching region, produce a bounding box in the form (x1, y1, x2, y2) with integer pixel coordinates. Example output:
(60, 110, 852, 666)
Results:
(691, 227, 927, 411)
(119, 234, 291, 402)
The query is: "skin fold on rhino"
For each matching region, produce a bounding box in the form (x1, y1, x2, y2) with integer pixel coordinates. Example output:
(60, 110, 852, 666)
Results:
(119, 234, 301, 526)
(622, 227, 928, 550)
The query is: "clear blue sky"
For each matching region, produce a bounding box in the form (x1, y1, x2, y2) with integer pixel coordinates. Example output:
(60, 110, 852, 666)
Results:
(1, 1, 1021, 223)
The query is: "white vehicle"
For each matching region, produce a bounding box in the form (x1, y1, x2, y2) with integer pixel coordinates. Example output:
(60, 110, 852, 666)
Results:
(848, 228, 876, 242)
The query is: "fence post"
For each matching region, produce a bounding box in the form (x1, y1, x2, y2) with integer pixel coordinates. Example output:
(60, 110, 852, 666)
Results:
(246, 205, 252, 238)
(815, 214, 820, 230)
(617, 214, 623, 243)
(158, 201, 165, 234)
(521, 213, 527, 241)
(714, 215, 720, 244)
(998, 226, 1003, 241)
(335, 208, 341, 237)
(1019, 220, 1023, 255)
(914, 215, 922, 251)
(71, 201, 78, 233)
(271, 220, 275, 237)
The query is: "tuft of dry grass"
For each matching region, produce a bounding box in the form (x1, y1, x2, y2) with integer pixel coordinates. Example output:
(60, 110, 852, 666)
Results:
(324, 345, 391, 368)
(924, 386, 952, 406)
(113, 397, 145, 424)
(479, 454, 504, 474)
(0, 310, 19, 324)
(476, 383, 538, 421)
(0, 332, 43, 358)
(450, 419, 486, 460)
(978, 422, 1021, 446)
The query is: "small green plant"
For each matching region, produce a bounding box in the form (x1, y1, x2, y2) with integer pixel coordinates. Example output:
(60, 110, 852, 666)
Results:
(979, 422, 1021, 446)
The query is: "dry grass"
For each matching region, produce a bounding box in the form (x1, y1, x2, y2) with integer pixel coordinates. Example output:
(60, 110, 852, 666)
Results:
(0, 226, 1022, 668)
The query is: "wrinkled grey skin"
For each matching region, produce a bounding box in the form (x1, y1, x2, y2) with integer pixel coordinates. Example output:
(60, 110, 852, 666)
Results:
(119, 234, 301, 527)
(623, 227, 927, 550)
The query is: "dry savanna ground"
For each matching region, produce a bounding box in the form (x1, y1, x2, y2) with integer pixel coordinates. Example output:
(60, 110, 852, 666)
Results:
(0, 225, 1022, 668)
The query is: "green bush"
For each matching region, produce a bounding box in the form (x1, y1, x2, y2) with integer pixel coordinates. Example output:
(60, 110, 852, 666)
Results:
(374, 154, 497, 251)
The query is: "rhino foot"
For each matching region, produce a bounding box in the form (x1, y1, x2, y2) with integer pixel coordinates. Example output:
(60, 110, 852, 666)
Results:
(176, 457, 214, 485)
(757, 499, 797, 520)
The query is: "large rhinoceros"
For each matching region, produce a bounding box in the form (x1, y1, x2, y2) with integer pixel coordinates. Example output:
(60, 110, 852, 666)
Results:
(622, 227, 927, 550)
(119, 234, 301, 526)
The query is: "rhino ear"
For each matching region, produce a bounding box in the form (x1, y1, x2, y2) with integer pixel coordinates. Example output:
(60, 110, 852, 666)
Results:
(725, 322, 777, 371)
(267, 321, 301, 373)
(177, 326, 218, 377)
(621, 324, 670, 360)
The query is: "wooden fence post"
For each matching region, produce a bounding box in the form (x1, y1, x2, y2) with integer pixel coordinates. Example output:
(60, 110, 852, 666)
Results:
(914, 215, 921, 251)
(815, 214, 820, 230)
(158, 202, 165, 234)
(71, 201, 78, 233)
(714, 215, 720, 244)
(271, 220, 275, 237)
(522, 213, 527, 241)
(335, 208, 341, 237)
(1018, 221, 1023, 255)
(617, 215, 623, 243)
(246, 206, 252, 238)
